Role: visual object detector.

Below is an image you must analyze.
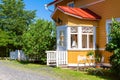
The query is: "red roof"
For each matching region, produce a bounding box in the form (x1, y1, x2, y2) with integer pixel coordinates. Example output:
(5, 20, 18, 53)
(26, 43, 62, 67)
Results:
(57, 6, 101, 20)
(47, 0, 62, 6)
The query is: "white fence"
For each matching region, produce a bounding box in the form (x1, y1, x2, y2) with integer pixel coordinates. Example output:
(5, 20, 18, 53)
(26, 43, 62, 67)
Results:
(10, 51, 18, 60)
(46, 51, 68, 67)
(10, 50, 27, 61)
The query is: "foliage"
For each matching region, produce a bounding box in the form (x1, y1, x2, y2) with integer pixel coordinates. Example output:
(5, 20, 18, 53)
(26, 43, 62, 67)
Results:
(106, 18, 120, 77)
(95, 52, 102, 63)
(22, 19, 56, 63)
(95, 45, 102, 63)
(87, 51, 94, 56)
(0, 0, 36, 49)
(0, 29, 11, 46)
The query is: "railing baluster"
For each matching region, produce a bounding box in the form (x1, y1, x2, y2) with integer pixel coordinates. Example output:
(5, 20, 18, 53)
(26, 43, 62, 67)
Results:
(46, 51, 67, 67)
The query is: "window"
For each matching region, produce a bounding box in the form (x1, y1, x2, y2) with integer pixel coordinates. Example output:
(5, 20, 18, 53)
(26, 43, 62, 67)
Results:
(82, 27, 94, 49)
(106, 18, 120, 43)
(67, 1, 74, 7)
(59, 31, 65, 46)
(70, 27, 78, 48)
(106, 23, 112, 43)
(82, 35, 87, 48)
(89, 35, 93, 48)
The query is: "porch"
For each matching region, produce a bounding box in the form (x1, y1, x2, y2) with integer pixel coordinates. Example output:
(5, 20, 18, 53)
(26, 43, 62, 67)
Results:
(46, 50, 111, 68)
(46, 50, 95, 67)
(46, 51, 68, 67)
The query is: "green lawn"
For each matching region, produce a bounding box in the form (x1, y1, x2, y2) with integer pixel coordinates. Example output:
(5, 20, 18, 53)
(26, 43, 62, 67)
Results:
(0, 60, 117, 80)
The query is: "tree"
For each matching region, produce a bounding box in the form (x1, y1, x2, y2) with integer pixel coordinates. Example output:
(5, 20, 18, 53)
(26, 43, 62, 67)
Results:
(106, 19, 120, 76)
(0, 29, 13, 57)
(0, 0, 36, 49)
(0, 29, 10, 46)
(22, 19, 56, 63)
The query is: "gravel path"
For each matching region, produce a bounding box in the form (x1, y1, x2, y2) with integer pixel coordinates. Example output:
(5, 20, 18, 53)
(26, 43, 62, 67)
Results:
(0, 61, 59, 80)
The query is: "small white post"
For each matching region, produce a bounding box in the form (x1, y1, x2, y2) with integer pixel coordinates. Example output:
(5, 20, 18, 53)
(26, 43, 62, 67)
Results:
(66, 51, 68, 65)
(18, 50, 21, 61)
(56, 51, 59, 67)
(46, 51, 49, 66)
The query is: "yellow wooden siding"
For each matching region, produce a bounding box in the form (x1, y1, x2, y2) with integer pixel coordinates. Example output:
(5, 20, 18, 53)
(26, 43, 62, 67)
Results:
(52, 10, 99, 27)
(75, 0, 97, 7)
(52, 10, 68, 26)
(68, 50, 89, 64)
(67, 50, 112, 64)
(67, 16, 98, 27)
(90, 0, 120, 48)
(100, 50, 112, 63)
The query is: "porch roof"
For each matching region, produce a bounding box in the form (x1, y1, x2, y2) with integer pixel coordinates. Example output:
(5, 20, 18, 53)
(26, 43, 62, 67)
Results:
(57, 6, 101, 20)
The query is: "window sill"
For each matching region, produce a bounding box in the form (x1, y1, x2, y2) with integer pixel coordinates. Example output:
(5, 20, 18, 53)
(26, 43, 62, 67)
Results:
(67, 48, 95, 51)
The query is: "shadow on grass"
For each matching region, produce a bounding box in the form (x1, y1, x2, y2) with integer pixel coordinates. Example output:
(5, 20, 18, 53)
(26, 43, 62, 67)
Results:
(17, 60, 29, 64)
(86, 68, 120, 80)
(17, 60, 46, 65)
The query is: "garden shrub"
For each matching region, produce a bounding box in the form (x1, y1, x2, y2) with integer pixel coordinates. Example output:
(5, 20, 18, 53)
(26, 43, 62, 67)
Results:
(106, 19, 120, 77)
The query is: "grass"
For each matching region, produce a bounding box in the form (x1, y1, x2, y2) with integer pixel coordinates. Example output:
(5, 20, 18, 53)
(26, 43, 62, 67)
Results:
(0, 60, 118, 80)
(53, 68, 116, 80)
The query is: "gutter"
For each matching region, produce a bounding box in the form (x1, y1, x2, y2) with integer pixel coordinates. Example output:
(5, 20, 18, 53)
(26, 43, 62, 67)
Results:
(45, 0, 63, 12)
(44, 4, 53, 12)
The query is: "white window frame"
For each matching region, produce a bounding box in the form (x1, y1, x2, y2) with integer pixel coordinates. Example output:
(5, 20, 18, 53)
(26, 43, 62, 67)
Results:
(67, 1, 74, 7)
(106, 18, 120, 43)
(81, 27, 95, 50)
(67, 26, 96, 50)
(57, 26, 67, 51)
(70, 27, 78, 49)
(59, 31, 65, 47)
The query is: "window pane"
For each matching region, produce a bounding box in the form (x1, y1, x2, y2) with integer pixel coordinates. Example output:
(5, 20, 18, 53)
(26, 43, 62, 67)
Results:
(68, 2, 74, 7)
(89, 35, 93, 48)
(108, 23, 112, 42)
(71, 34, 78, 48)
(82, 35, 87, 48)
(59, 31, 64, 46)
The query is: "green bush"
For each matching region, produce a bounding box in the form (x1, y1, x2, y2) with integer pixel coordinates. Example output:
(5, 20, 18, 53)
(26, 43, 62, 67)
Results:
(22, 19, 56, 64)
(106, 19, 120, 77)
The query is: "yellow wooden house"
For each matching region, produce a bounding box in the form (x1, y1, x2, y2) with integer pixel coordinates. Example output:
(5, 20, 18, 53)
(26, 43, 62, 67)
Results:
(45, 0, 119, 67)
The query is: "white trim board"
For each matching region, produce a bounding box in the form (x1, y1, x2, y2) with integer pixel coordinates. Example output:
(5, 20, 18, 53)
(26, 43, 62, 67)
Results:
(67, 63, 95, 67)
(80, 0, 105, 8)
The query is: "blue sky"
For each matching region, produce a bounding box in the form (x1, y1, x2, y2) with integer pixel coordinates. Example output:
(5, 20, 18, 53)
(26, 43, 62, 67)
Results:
(24, 0, 54, 21)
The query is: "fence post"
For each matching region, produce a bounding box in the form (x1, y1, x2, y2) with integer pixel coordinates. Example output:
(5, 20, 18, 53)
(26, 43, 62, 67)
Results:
(46, 51, 49, 66)
(66, 51, 68, 65)
(56, 51, 59, 67)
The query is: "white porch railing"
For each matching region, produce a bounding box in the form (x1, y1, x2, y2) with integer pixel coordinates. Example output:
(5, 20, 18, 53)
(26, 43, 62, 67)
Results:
(46, 51, 68, 67)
